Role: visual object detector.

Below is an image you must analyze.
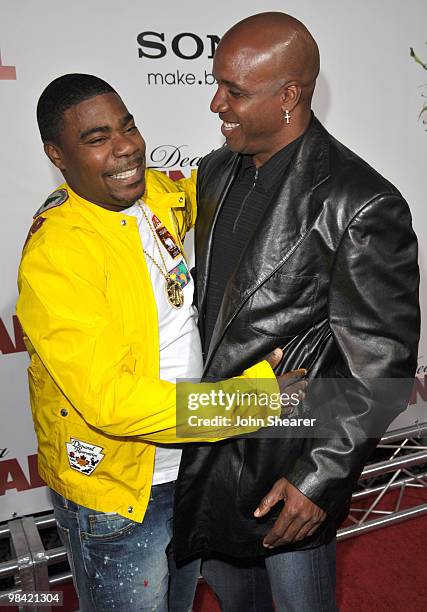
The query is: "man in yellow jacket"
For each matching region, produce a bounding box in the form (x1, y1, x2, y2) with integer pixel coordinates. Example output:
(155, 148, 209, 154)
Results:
(16, 74, 292, 611)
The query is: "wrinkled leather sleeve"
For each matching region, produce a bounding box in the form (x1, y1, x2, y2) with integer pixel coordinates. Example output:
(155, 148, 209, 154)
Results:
(283, 193, 420, 515)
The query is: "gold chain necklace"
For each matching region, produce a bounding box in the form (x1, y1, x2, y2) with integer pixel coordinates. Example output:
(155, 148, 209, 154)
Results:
(138, 203, 184, 309)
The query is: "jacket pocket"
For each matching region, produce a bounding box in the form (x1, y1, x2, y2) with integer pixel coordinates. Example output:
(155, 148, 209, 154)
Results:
(51, 414, 111, 483)
(248, 273, 318, 338)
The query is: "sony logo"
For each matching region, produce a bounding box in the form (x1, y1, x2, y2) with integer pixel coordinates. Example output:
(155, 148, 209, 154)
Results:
(137, 31, 220, 60)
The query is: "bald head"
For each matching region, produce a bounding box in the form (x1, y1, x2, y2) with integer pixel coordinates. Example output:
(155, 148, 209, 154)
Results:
(210, 12, 319, 166)
(218, 12, 320, 105)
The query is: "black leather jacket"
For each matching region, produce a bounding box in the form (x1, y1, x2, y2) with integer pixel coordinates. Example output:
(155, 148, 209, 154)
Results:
(174, 117, 420, 561)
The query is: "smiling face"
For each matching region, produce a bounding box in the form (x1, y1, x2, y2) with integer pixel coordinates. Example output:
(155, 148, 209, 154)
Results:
(209, 11, 321, 167)
(211, 41, 291, 167)
(45, 92, 146, 211)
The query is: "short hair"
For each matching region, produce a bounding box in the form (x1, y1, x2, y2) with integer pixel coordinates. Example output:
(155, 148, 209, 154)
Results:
(37, 73, 116, 144)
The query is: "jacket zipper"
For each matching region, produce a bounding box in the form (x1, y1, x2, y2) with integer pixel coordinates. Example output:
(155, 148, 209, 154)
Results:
(232, 168, 259, 232)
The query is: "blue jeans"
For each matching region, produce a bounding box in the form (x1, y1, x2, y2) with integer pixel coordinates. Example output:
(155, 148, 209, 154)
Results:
(202, 539, 338, 612)
(51, 482, 200, 612)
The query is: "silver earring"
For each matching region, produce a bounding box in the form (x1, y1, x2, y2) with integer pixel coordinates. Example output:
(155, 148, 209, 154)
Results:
(284, 110, 291, 124)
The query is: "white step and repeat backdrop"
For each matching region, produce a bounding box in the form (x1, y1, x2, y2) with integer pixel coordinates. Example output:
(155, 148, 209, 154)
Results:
(0, 0, 426, 520)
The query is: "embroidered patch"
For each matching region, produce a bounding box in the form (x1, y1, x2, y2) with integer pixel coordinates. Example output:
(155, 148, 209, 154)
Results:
(152, 214, 181, 259)
(23, 216, 46, 247)
(34, 188, 68, 218)
(66, 438, 105, 476)
(168, 260, 190, 288)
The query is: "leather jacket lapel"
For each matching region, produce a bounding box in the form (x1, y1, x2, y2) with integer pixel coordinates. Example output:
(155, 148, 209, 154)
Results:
(204, 119, 331, 371)
(195, 150, 240, 320)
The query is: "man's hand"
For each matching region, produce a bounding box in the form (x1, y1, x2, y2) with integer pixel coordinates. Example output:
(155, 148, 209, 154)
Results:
(266, 349, 308, 407)
(266, 348, 284, 370)
(254, 477, 327, 548)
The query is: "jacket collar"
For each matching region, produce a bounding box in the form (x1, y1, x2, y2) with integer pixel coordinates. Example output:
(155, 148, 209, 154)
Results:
(202, 116, 332, 371)
(53, 169, 185, 235)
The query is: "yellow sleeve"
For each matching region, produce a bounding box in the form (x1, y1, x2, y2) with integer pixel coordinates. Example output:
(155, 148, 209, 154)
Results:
(150, 359, 278, 444)
(17, 230, 275, 444)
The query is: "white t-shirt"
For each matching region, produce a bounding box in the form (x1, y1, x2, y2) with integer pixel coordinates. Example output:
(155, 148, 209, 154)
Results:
(124, 201, 203, 485)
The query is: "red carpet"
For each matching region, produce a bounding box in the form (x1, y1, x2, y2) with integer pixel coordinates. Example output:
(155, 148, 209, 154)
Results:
(193, 513, 427, 611)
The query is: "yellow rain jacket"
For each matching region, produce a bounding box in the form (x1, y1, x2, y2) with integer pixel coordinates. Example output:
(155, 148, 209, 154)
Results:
(17, 170, 274, 522)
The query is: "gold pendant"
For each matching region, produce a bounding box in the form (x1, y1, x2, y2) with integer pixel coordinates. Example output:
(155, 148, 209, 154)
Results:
(165, 277, 184, 308)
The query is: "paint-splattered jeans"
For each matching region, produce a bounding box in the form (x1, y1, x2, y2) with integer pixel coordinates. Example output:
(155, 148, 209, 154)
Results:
(51, 483, 200, 611)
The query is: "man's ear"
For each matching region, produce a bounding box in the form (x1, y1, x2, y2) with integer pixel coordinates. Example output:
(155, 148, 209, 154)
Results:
(279, 82, 301, 113)
(44, 142, 66, 171)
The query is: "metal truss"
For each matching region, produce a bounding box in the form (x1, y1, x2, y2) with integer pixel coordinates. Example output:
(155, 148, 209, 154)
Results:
(0, 514, 66, 610)
(337, 422, 427, 540)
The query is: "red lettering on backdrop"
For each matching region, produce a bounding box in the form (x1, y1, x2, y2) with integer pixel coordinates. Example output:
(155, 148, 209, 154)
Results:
(28, 454, 45, 488)
(159, 170, 185, 181)
(167, 170, 185, 181)
(0, 49, 16, 80)
(409, 375, 427, 405)
(0, 455, 45, 496)
(0, 315, 26, 354)
(0, 459, 30, 493)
